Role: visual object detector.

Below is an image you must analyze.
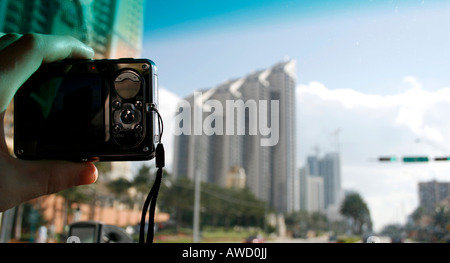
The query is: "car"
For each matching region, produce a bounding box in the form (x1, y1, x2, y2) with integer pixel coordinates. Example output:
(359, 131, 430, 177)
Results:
(243, 234, 265, 243)
(390, 236, 404, 243)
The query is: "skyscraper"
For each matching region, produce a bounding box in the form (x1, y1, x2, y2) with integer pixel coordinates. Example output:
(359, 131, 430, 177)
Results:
(0, 0, 88, 41)
(299, 167, 325, 213)
(0, 0, 144, 58)
(172, 60, 296, 213)
(304, 152, 342, 219)
(85, 0, 144, 58)
(319, 152, 342, 209)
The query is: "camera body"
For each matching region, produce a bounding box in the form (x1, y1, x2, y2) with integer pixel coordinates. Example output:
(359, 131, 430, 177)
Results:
(14, 58, 159, 162)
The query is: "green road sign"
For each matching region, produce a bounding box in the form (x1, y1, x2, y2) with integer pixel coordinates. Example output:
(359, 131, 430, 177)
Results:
(403, 156, 428, 162)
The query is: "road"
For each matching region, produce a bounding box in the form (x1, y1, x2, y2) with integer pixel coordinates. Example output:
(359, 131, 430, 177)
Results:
(267, 235, 393, 243)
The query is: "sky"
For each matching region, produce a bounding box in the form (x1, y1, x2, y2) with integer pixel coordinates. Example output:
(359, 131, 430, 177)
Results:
(140, 0, 450, 232)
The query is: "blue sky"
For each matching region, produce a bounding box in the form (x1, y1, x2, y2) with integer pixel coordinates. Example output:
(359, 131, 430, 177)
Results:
(142, 0, 450, 97)
(144, 0, 401, 38)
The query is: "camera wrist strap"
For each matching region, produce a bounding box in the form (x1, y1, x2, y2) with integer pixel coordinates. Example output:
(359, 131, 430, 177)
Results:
(139, 143, 164, 243)
(139, 107, 164, 244)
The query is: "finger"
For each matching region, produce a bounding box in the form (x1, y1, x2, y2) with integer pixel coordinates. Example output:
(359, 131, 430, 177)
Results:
(0, 112, 7, 153)
(19, 160, 98, 202)
(0, 157, 98, 212)
(0, 33, 21, 50)
(39, 34, 95, 63)
(0, 33, 94, 81)
(0, 33, 94, 112)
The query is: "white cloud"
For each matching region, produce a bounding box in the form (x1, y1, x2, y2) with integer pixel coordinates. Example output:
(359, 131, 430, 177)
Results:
(297, 78, 450, 146)
(297, 81, 397, 109)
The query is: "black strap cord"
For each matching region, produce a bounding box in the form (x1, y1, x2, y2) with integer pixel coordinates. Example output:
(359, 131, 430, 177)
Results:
(139, 106, 164, 244)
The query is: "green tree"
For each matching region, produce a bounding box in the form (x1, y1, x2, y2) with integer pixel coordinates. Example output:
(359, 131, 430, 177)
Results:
(340, 193, 372, 235)
(433, 205, 450, 237)
(411, 206, 425, 225)
(106, 177, 133, 208)
(107, 177, 132, 196)
(58, 185, 92, 227)
(157, 175, 267, 231)
(285, 211, 310, 238)
(21, 202, 47, 237)
(158, 176, 195, 231)
(285, 211, 330, 237)
(132, 164, 153, 196)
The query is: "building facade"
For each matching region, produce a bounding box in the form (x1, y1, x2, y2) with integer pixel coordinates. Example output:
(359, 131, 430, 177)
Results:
(0, 0, 144, 58)
(172, 60, 297, 213)
(303, 152, 342, 220)
(299, 167, 325, 213)
(418, 180, 450, 214)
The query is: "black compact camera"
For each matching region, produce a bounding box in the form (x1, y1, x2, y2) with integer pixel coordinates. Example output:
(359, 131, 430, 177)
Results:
(14, 58, 159, 162)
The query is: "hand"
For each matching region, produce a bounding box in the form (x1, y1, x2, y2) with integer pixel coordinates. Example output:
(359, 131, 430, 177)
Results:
(0, 33, 98, 212)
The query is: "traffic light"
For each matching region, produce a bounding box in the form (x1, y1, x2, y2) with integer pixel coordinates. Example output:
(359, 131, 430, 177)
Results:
(378, 157, 397, 162)
(434, 157, 450, 161)
(403, 156, 428, 162)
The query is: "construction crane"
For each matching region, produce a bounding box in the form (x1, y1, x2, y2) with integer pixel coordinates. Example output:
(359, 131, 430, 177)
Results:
(331, 128, 342, 153)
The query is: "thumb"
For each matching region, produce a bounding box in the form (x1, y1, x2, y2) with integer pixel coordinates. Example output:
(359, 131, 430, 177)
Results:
(0, 158, 98, 212)
(21, 160, 98, 200)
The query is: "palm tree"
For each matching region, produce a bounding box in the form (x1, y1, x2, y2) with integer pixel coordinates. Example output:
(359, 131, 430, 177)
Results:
(340, 193, 372, 235)
(106, 177, 132, 207)
(58, 186, 92, 227)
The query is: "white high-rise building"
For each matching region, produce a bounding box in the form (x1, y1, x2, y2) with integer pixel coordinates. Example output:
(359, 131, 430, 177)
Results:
(299, 167, 325, 213)
(173, 60, 296, 213)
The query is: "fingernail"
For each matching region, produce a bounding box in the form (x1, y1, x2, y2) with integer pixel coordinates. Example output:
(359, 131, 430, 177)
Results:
(77, 162, 98, 185)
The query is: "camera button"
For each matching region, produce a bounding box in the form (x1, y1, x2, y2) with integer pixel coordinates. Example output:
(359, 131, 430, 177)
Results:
(113, 100, 121, 109)
(135, 125, 143, 132)
(135, 101, 143, 108)
(113, 124, 122, 133)
(120, 109, 135, 124)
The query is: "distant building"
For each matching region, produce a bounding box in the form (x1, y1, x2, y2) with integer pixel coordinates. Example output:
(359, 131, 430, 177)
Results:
(307, 155, 320, 177)
(109, 162, 133, 181)
(418, 180, 450, 214)
(299, 167, 325, 213)
(319, 153, 342, 209)
(303, 152, 343, 221)
(225, 166, 246, 189)
(85, 0, 144, 58)
(173, 60, 296, 213)
(306, 153, 342, 210)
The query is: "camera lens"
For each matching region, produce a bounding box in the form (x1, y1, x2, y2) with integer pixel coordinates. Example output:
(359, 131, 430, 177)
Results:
(120, 109, 135, 124)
